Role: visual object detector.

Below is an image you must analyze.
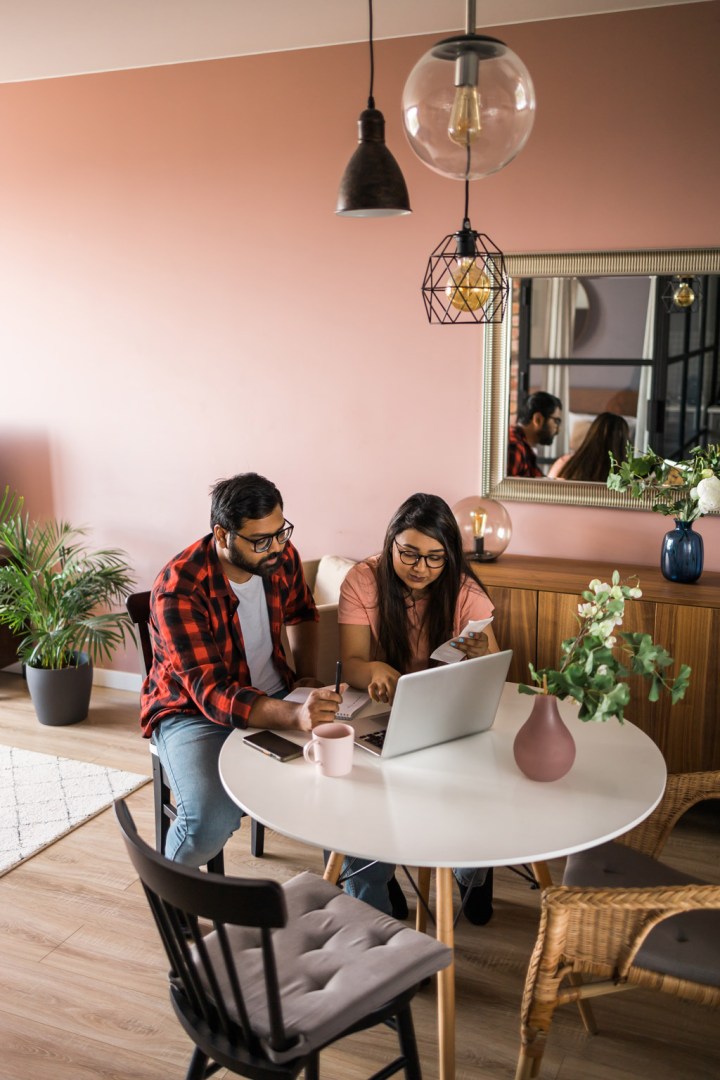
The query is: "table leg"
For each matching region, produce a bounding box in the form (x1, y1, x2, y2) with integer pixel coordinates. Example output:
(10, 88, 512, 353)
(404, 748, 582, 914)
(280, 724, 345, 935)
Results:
(436, 866, 455, 1080)
(530, 860, 553, 889)
(416, 866, 431, 934)
(324, 851, 343, 885)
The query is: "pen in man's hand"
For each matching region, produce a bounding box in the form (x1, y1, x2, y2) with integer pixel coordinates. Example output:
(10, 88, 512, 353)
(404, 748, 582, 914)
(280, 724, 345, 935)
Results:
(334, 660, 342, 695)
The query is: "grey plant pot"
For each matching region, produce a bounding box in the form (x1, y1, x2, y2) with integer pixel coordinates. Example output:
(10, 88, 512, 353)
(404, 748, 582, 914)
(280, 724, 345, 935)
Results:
(25, 652, 93, 726)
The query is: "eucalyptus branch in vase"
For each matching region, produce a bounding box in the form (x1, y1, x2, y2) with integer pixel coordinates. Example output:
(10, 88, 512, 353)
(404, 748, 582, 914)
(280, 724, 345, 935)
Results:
(519, 572, 691, 723)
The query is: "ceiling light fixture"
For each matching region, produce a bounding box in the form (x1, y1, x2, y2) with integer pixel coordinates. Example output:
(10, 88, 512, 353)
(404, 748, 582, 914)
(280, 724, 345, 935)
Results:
(336, 0, 411, 217)
(662, 275, 702, 312)
(422, 179, 508, 324)
(401, 0, 536, 182)
(404, 0, 533, 324)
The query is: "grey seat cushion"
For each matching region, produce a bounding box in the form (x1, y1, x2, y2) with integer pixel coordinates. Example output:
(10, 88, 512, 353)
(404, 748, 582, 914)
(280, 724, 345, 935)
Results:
(564, 842, 720, 988)
(563, 841, 701, 890)
(198, 871, 452, 1063)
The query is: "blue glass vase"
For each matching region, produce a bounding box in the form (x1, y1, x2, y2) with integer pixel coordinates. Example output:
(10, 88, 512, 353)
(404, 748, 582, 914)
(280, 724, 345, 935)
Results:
(660, 519, 704, 584)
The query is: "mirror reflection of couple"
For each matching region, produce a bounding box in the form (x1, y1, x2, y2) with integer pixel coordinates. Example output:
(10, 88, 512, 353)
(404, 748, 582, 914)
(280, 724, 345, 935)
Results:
(141, 473, 499, 932)
(508, 391, 629, 481)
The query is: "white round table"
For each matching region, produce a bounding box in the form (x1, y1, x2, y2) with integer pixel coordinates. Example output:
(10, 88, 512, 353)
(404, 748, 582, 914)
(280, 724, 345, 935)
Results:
(219, 683, 667, 1079)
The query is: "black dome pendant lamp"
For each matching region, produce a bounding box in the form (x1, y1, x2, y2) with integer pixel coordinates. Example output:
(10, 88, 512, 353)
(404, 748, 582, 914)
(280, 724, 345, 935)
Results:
(336, 0, 411, 217)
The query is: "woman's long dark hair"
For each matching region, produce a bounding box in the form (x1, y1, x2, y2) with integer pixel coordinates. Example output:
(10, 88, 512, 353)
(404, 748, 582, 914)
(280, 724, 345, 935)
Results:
(558, 412, 630, 482)
(375, 493, 474, 673)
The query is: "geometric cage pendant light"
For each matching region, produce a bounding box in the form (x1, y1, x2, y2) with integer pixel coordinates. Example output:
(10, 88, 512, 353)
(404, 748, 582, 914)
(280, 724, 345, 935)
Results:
(421, 179, 508, 324)
(662, 275, 702, 313)
(336, 0, 411, 217)
(406, 0, 533, 324)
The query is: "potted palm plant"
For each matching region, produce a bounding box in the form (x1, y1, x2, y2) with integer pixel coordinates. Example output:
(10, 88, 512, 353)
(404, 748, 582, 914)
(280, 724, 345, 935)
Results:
(0, 488, 136, 725)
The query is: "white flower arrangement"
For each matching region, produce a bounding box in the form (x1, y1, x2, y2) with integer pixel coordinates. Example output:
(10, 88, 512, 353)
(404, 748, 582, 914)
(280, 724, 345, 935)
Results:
(608, 443, 720, 523)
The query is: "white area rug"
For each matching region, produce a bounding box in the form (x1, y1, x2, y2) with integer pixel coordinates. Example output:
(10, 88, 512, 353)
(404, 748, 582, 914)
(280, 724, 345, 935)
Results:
(0, 744, 150, 875)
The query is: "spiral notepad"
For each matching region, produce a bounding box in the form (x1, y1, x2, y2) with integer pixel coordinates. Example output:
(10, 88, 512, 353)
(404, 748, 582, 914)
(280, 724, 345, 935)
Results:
(284, 686, 370, 720)
(335, 688, 371, 719)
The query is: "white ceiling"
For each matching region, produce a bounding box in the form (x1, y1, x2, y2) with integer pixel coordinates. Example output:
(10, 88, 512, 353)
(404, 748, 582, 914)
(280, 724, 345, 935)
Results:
(0, 0, 709, 84)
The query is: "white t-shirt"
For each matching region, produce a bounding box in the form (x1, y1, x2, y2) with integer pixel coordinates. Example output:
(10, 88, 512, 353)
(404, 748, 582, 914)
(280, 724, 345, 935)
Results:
(228, 576, 285, 696)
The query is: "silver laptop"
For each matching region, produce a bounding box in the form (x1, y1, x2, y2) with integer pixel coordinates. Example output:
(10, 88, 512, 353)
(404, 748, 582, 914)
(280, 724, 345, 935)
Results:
(354, 649, 512, 760)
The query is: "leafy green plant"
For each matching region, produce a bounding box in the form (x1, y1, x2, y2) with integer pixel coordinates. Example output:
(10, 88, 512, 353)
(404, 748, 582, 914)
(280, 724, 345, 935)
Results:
(0, 488, 136, 669)
(518, 572, 691, 722)
(607, 442, 720, 522)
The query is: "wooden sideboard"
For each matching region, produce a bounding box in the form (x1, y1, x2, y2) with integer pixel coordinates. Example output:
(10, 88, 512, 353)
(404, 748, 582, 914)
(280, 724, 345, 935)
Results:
(474, 554, 720, 773)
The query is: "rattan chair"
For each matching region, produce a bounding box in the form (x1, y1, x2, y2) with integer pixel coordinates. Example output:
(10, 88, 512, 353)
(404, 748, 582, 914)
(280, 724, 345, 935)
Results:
(516, 770, 720, 1080)
(125, 591, 265, 868)
(115, 799, 451, 1080)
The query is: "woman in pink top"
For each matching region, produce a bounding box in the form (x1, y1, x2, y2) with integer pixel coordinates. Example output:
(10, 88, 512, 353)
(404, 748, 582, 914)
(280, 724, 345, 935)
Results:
(338, 492, 499, 923)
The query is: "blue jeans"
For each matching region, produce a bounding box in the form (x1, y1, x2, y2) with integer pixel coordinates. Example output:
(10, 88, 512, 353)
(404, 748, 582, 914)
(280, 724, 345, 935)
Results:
(341, 859, 489, 913)
(341, 858, 395, 914)
(153, 713, 244, 866)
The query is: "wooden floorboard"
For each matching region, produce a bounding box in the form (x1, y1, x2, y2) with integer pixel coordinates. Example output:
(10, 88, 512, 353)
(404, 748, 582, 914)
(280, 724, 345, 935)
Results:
(1, 671, 718, 1080)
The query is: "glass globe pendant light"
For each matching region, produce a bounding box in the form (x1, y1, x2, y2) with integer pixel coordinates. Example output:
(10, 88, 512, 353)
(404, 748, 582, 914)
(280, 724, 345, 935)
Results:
(422, 179, 508, 324)
(336, 0, 411, 217)
(401, 0, 536, 182)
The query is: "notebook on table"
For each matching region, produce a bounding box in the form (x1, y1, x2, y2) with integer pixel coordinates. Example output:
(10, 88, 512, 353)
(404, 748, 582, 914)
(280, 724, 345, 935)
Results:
(284, 685, 370, 720)
(354, 649, 512, 760)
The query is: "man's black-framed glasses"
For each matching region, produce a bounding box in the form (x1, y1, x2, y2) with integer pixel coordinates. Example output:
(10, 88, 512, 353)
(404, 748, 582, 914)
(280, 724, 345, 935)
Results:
(235, 521, 294, 553)
(394, 540, 446, 569)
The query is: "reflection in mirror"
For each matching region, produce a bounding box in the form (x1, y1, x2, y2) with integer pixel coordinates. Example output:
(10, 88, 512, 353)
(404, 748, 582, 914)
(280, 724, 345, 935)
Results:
(519, 274, 657, 469)
(482, 249, 720, 510)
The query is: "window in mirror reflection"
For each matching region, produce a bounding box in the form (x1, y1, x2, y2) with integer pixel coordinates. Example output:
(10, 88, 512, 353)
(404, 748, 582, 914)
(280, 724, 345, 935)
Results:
(508, 273, 720, 477)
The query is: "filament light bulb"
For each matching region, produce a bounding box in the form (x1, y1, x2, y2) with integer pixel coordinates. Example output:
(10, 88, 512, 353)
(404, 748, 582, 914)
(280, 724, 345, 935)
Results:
(471, 510, 487, 538)
(673, 280, 695, 308)
(448, 84, 482, 147)
(448, 51, 482, 149)
(445, 258, 491, 312)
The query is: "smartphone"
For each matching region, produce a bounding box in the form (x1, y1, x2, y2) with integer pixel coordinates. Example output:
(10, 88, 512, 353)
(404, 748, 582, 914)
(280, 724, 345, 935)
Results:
(243, 730, 303, 761)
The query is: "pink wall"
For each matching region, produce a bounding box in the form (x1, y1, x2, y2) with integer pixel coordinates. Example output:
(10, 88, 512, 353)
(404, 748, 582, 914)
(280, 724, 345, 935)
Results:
(0, 3, 718, 671)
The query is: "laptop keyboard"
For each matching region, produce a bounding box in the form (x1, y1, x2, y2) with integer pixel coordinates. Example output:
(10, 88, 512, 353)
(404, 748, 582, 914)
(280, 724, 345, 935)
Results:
(358, 730, 386, 750)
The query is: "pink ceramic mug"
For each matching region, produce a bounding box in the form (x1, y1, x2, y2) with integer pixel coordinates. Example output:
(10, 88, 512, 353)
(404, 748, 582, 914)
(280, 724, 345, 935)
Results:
(303, 722, 355, 777)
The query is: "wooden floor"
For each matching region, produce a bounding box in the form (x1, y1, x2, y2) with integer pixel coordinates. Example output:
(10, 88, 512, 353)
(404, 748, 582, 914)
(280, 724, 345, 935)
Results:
(1, 671, 718, 1080)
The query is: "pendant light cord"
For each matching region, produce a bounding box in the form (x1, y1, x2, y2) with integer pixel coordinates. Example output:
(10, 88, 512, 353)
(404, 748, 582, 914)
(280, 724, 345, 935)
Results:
(462, 177, 470, 230)
(367, 0, 375, 109)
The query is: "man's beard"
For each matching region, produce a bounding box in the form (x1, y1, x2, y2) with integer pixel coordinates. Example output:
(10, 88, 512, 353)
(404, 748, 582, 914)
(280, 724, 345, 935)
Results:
(538, 425, 557, 446)
(227, 545, 282, 578)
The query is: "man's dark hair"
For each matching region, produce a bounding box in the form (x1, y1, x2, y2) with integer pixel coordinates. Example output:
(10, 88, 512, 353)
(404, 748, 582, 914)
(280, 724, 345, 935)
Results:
(210, 473, 283, 532)
(517, 391, 562, 425)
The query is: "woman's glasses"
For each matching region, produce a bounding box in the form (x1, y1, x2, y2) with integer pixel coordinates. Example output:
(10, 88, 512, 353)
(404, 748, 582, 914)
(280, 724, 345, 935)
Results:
(236, 521, 294, 553)
(394, 540, 446, 569)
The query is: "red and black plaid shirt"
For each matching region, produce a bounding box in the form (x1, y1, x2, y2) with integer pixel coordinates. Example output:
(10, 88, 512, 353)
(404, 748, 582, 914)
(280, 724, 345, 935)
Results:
(507, 424, 543, 478)
(140, 535, 318, 737)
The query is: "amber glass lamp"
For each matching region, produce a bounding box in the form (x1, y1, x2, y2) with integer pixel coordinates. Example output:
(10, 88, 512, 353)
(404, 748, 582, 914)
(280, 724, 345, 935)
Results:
(453, 496, 512, 561)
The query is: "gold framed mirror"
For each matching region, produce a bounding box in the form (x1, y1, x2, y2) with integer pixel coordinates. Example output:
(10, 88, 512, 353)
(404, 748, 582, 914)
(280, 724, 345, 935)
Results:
(481, 248, 720, 510)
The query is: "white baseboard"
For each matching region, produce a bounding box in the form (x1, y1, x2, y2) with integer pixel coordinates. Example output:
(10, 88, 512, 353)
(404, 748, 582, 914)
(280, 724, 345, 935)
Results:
(3, 662, 142, 695)
(93, 668, 143, 693)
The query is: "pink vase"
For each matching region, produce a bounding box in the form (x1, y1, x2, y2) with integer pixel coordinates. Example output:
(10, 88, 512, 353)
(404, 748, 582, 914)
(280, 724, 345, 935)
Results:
(513, 694, 576, 782)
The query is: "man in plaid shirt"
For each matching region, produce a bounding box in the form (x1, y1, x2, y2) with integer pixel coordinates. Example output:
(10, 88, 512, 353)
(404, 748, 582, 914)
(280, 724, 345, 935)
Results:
(141, 472, 343, 867)
(507, 391, 563, 477)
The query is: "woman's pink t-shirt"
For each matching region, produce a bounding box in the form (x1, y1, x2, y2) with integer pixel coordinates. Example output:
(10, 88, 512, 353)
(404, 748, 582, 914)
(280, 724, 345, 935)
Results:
(338, 555, 494, 672)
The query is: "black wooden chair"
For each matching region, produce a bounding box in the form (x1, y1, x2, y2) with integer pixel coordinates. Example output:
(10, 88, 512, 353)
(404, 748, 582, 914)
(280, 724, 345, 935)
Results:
(116, 799, 451, 1080)
(125, 591, 265, 870)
